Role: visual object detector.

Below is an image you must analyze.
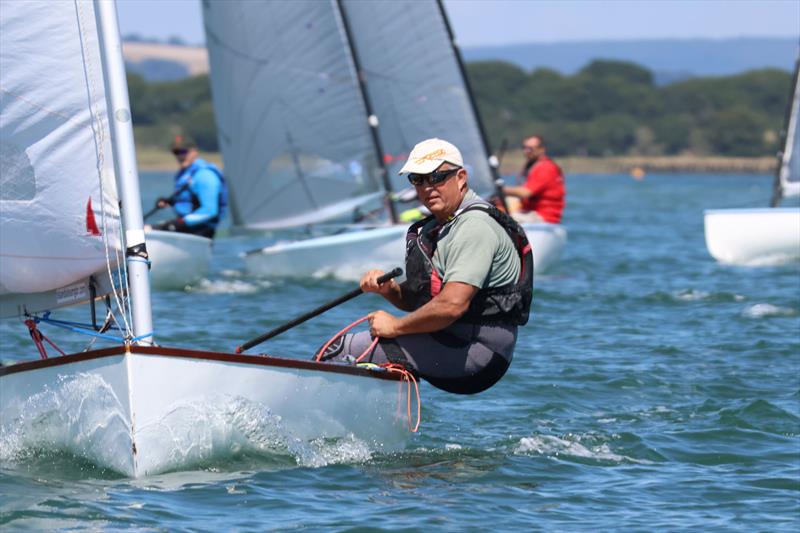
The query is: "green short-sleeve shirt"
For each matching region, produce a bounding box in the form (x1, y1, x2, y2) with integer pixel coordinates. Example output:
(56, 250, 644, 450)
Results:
(427, 190, 520, 289)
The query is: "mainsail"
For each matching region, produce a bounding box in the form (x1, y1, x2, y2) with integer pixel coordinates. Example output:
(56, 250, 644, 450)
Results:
(203, 0, 385, 229)
(340, 0, 498, 197)
(0, 0, 122, 315)
(773, 56, 800, 205)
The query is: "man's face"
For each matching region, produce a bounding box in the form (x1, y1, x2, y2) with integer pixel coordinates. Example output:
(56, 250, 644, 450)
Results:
(412, 163, 467, 220)
(522, 139, 544, 162)
(173, 147, 198, 169)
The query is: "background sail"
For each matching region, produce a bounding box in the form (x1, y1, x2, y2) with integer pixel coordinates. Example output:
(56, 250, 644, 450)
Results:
(341, 0, 496, 197)
(777, 57, 800, 199)
(0, 0, 120, 297)
(203, 0, 384, 229)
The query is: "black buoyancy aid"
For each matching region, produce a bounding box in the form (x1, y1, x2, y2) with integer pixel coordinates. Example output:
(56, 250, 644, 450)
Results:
(403, 199, 534, 326)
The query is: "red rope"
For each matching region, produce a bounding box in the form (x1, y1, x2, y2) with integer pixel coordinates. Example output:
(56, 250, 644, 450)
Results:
(314, 315, 376, 362)
(24, 319, 67, 359)
(315, 317, 421, 432)
(382, 363, 421, 432)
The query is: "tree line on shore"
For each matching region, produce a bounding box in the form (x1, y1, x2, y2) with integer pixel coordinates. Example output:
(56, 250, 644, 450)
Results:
(127, 59, 793, 158)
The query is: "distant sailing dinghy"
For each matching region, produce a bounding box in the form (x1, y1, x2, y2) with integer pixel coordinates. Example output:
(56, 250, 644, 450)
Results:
(145, 229, 212, 290)
(0, 0, 412, 478)
(704, 58, 800, 266)
(204, 0, 566, 279)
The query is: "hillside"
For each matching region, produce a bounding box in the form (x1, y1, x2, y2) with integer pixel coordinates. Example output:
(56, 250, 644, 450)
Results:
(462, 37, 799, 85)
(122, 37, 799, 83)
(123, 42, 208, 81)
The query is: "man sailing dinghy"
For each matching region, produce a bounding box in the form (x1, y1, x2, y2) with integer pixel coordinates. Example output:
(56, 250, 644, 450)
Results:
(319, 139, 533, 395)
(0, 0, 412, 478)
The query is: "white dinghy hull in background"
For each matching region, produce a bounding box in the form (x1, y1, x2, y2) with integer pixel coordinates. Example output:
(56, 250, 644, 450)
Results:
(244, 222, 566, 280)
(244, 226, 407, 280)
(521, 223, 568, 274)
(704, 208, 800, 266)
(0, 346, 410, 477)
(145, 230, 212, 290)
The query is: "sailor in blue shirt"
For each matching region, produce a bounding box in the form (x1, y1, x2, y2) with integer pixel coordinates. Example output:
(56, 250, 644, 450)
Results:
(151, 136, 228, 238)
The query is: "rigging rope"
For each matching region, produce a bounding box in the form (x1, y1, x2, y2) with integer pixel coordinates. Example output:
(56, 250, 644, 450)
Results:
(316, 316, 421, 432)
(24, 319, 66, 359)
(77, 0, 134, 340)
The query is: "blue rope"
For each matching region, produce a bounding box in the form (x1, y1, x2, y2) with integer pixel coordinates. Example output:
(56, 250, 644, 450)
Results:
(30, 314, 153, 344)
(35, 314, 121, 331)
(31, 314, 123, 342)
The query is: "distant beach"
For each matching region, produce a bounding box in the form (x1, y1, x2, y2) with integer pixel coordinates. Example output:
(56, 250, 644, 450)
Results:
(135, 146, 776, 176)
(501, 152, 777, 176)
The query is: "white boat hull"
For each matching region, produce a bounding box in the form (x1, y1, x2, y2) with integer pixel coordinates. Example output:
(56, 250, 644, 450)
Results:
(521, 222, 568, 274)
(0, 346, 409, 477)
(245, 223, 567, 279)
(245, 226, 408, 280)
(704, 208, 800, 266)
(145, 230, 212, 290)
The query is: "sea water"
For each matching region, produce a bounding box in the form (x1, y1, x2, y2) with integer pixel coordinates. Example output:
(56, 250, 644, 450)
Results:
(1, 172, 798, 531)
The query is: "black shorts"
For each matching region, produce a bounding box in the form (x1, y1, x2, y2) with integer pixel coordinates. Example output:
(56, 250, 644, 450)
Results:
(321, 322, 517, 395)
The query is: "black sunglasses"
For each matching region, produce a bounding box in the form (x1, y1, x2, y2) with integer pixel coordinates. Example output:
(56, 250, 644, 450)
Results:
(407, 167, 461, 187)
(172, 148, 189, 156)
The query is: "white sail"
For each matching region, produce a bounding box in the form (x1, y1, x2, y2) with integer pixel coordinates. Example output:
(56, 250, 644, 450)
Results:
(341, 0, 497, 196)
(202, 0, 385, 229)
(777, 58, 800, 199)
(0, 1, 120, 305)
(237, 0, 567, 279)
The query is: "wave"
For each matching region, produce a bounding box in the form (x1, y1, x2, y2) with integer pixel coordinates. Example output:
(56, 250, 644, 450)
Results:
(513, 434, 653, 465)
(741, 303, 797, 318)
(645, 289, 745, 303)
(186, 278, 273, 294)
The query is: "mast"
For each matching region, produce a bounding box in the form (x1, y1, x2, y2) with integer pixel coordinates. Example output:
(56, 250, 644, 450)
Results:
(435, 0, 508, 210)
(771, 55, 800, 208)
(335, 0, 399, 224)
(95, 0, 153, 344)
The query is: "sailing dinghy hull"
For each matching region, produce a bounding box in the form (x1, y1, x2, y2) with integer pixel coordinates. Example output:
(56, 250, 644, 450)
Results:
(244, 226, 408, 280)
(244, 223, 566, 279)
(521, 222, 568, 274)
(704, 208, 800, 266)
(0, 346, 409, 477)
(145, 230, 212, 290)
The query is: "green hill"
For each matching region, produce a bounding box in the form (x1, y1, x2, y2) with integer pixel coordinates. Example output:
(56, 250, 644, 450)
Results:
(128, 59, 793, 160)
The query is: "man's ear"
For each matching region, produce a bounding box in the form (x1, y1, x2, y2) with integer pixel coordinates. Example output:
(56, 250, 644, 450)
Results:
(457, 169, 468, 191)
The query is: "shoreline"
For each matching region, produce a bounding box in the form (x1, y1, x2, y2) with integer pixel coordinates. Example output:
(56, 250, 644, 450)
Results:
(500, 152, 777, 176)
(135, 147, 777, 175)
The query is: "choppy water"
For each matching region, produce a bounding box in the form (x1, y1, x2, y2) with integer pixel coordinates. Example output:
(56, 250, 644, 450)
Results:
(1, 172, 798, 531)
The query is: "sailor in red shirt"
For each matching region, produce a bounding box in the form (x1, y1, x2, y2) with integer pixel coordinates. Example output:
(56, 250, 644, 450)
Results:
(502, 135, 565, 224)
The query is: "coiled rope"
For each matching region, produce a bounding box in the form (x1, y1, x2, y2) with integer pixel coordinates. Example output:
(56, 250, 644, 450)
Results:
(315, 316, 421, 432)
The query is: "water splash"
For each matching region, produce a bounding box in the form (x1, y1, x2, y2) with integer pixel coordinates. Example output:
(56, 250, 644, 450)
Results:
(0, 373, 133, 474)
(2, 384, 382, 477)
(186, 278, 272, 295)
(134, 395, 374, 475)
(742, 303, 796, 318)
(672, 289, 745, 302)
(513, 434, 651, 464)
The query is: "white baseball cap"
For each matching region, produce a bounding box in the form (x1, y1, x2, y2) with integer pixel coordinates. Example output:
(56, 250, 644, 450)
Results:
(398, 138, 464, 175)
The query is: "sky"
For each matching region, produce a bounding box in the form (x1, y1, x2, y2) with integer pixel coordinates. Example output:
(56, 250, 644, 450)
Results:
(117, 0, 800, 48)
